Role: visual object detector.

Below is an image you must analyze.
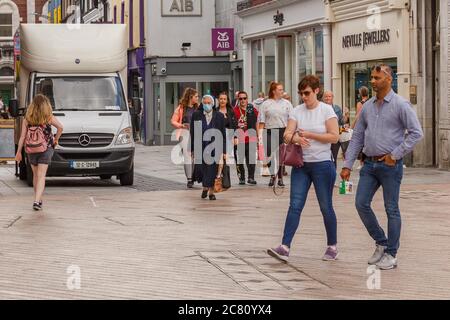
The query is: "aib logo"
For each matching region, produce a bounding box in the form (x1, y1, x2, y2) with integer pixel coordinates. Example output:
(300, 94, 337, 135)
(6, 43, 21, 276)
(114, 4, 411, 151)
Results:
(217, 31, 230, 43)
(212, 28, 234, 51)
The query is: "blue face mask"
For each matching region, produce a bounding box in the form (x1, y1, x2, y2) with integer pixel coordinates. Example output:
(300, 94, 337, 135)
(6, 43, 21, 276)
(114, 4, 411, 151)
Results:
(203, 104, 213, 113)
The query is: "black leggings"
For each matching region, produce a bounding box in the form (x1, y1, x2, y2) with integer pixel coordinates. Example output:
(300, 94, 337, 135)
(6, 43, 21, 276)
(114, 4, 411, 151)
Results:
(234, 143, 256, 180)
(265, 128, 285, 178)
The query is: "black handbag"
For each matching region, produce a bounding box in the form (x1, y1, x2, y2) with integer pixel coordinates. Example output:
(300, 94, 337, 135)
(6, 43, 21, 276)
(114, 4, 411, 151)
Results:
(222, 164, 231, 189)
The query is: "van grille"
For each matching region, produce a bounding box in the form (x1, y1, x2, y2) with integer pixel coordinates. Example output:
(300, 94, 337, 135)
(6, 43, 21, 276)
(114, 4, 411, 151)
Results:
(59, 133, 115, 148)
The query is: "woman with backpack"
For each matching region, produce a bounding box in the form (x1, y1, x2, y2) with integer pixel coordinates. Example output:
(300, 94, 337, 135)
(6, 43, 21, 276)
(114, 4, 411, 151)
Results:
(15, 94, 64, 211)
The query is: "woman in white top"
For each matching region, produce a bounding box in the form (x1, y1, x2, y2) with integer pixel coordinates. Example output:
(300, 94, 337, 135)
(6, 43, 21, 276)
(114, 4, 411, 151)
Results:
(267, 75, 340, 262)
(258, 82, 293, 187)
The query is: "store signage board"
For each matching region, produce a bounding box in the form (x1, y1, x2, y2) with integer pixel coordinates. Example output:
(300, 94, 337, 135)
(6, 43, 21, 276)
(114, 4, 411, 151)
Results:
(212, 28, 234, 51)
(161, 0, 202, 17)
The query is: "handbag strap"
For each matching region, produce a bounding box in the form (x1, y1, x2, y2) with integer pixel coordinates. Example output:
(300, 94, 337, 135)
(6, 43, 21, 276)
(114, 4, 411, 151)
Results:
(289, 130, 300, 144)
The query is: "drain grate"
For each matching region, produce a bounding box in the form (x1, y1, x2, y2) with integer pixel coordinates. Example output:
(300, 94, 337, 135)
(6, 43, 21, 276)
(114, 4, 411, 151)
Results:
(131, 173, 186, 192)
(197, 250, 330, 292)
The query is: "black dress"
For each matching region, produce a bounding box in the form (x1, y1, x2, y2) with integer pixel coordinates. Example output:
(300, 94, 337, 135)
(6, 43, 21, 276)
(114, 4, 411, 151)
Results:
(190, 108, 226, 188)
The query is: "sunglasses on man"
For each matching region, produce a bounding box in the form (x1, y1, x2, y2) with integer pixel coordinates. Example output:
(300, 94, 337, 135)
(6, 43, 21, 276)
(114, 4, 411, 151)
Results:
(239, 97, 248, 100)
(373, 65, 393, 78)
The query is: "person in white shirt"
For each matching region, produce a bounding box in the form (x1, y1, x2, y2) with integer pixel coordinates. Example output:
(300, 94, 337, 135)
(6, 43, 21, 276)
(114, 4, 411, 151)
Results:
(258, 82, 293, 187)
(267, 75, 340, 263)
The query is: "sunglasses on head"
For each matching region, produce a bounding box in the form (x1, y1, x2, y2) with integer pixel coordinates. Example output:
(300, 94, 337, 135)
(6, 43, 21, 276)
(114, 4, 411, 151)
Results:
(373, 65, 392, 77)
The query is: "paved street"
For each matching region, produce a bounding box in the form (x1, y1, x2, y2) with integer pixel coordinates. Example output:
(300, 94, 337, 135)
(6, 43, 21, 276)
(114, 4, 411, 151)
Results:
(1, 144, 450, 300)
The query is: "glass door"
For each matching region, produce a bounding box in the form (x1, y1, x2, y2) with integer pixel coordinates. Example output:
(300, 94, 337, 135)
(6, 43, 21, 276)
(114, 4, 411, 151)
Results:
(277, 36, 294, 97)
(343, 59, 397, 125)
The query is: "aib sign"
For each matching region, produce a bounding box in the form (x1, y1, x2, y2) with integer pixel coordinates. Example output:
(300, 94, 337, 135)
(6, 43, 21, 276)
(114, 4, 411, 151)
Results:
(212, 28, 234, 51)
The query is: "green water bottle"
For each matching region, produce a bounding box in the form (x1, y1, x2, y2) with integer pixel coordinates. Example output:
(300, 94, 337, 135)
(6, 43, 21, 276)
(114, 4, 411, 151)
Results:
(339, 180, 346, 195)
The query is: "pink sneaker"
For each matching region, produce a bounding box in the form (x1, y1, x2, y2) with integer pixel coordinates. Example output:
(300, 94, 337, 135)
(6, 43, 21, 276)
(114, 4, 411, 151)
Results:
(322, 247, 339, 261)
(267, 245, 289, 262)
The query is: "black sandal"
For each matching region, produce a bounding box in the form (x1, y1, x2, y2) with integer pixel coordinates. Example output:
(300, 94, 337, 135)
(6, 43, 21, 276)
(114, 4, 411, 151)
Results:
(209, 194, 216, 201)
(201, 190, 208, 199)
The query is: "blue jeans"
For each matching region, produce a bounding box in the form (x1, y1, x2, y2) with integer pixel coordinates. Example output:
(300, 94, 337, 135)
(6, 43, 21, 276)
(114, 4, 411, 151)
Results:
(282, 161, 337, 248)
(355, 160, 403, 257)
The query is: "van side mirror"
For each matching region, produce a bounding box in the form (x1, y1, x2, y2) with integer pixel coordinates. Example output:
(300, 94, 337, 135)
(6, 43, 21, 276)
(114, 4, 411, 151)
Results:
(9, 99, 19, 118)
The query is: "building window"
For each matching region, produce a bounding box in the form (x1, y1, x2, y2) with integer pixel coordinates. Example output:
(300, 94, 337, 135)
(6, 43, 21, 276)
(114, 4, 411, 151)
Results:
(165, 82, 195, 134)
(298, 31, 314, 82)
(314, 29, 324, 86)
(251, 40, 262, 99)
(264, 38, 276, 92)
(129, 0, 133, 47)
(298, 28, 324, 88)
(140, 0, 145, 45)
(121, 2, 125, 24)
(0, 13, 13, 37)
(0, 67, 14, 76)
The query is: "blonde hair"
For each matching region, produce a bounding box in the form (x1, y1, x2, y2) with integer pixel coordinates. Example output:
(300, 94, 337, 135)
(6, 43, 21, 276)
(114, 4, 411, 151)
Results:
(25, 94, 53, 126)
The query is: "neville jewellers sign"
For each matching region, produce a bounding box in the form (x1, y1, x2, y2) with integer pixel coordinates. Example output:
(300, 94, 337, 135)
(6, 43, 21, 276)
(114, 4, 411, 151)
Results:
(212, 28, 234, 51)
(342, 29, 390, 51)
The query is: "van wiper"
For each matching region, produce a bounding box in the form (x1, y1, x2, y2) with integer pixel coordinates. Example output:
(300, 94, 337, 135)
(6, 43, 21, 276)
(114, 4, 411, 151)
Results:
(57, 108, 85, 111)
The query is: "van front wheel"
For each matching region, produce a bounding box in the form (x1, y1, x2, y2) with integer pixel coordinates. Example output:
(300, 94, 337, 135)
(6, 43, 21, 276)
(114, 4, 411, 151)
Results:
(119, 166, 134, 186)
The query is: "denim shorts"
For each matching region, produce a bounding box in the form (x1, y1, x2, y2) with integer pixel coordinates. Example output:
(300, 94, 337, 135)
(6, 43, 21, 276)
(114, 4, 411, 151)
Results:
(27, 147, 54, 166)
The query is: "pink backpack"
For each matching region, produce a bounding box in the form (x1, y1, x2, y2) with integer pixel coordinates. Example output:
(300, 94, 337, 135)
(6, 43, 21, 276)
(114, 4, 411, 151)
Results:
(25, 125, 48, 154)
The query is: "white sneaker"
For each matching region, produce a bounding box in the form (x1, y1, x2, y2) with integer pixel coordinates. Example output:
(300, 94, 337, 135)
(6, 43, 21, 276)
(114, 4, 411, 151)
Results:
(376, 253, 397, 270)
(368, 245, 386, 265)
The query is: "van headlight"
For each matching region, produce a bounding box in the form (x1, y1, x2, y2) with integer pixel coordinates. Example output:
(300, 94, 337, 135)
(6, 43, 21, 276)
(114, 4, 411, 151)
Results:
(116, 127, 133, 145)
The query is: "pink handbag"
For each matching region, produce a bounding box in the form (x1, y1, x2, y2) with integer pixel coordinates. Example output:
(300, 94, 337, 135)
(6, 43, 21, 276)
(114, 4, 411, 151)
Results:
(280, 131, 303, 168)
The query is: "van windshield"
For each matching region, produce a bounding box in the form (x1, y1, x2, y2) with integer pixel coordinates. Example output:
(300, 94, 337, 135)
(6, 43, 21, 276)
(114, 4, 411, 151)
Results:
(34, 76, 127, 111)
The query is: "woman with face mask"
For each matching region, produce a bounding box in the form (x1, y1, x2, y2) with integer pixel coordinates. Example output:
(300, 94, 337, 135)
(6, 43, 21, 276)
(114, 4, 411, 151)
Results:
(189, 95, 226, 200)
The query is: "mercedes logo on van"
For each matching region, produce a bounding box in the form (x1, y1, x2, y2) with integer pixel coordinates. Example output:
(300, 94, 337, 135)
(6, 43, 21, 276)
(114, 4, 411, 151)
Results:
(75, 58, 81, 64)
(78, 134, 91, 147)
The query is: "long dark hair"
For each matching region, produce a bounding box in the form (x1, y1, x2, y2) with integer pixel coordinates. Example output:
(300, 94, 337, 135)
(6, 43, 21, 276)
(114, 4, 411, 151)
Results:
(179, 87, 198, 113)
(217, 92, 232, 110)
(217, 91, 237, 129)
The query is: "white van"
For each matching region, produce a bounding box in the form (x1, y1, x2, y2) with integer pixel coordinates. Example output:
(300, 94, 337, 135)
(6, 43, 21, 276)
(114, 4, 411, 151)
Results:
(10, 24, 135, 186)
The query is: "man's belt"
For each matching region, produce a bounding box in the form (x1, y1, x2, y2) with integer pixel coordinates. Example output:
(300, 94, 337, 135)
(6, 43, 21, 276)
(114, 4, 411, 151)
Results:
(364, 155, 386, 162)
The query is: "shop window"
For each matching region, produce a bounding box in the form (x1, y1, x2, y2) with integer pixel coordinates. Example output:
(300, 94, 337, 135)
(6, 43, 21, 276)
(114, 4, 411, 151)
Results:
(200, 82, 229, 100)
(251, 40, 262, 99)
(343, 59, 398, 124)
(314, 29, 324, 91)
(264, 38, 276, 92)
(165, 82, 195, 134)
(277, 36, 293, 96)
(153, 83, 160, 132)
(298, 31, 314, 82)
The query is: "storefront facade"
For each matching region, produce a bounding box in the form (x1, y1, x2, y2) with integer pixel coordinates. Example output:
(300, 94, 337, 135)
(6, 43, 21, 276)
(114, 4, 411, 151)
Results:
(238, 0, 330, 106)
(144, 0, 232, 145)
(330, 2, 410, 125)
